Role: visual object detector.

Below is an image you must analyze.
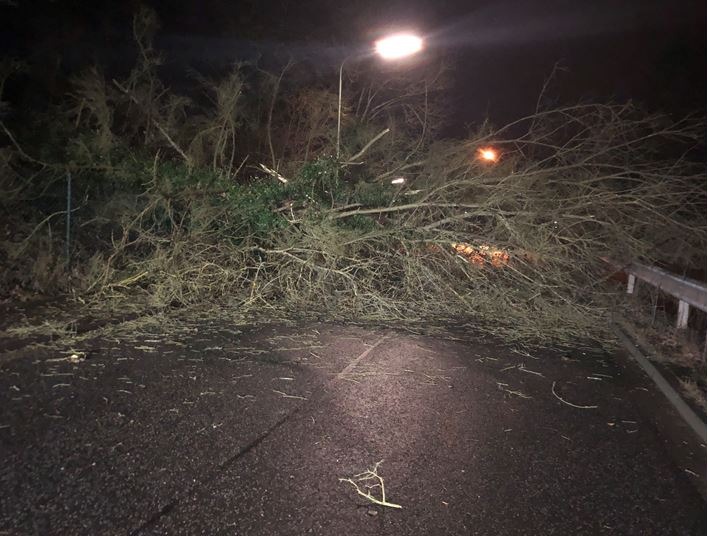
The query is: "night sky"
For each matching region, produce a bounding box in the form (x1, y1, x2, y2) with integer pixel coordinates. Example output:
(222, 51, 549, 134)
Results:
(1, 0, 705, 131)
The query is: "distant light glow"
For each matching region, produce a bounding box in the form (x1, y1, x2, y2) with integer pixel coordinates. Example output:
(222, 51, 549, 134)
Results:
(477, 147, 499, 163)
(391, 177, 406, 185)
(375, 33, 423, 60)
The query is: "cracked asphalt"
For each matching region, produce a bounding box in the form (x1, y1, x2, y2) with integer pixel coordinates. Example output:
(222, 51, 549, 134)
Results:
(0, 314, 705, 535)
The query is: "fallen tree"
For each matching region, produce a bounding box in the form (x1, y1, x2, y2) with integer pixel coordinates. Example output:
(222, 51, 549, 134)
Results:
(0, 10, 704, 346)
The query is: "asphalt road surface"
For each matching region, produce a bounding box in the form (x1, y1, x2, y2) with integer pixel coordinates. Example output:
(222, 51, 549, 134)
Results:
(0, 314, 705, 535)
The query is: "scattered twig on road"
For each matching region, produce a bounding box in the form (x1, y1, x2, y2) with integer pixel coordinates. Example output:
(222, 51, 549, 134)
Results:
(272, 389, 307, 400)
(499, 364, 544, 377)
(277, 346, 326, 351)
(551, 381, 598, 409)
(518, 364, 544, 377)
(134, 345, 157, 352)
(497, 382, 532, 399)
(339, 460, 403, 509)
(46, 351, 86, 364)
(231, 374, 253, 381)
(422, 373, 452, 384)
(510, 348, 540, 360)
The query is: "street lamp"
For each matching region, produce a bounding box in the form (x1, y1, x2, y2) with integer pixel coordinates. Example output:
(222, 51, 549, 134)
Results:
(336, 32, 423, 159)
(477, 147, 500, 163)
(374, 33, 423, 60)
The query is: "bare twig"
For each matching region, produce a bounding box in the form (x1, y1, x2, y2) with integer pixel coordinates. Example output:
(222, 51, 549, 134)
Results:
(272, 389, 307, 400)
(339, 460, 403, 509)
(551, 381, 598, 409)
(266, 61, 293, 169)
(112, 79, 191, 165)
(344, 128, 390, 165)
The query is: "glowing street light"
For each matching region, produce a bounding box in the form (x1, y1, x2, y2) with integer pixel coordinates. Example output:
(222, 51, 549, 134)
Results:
(374, 33, 424, 60)
(337, 32, 424, 159)
(477, 147, 499, 163)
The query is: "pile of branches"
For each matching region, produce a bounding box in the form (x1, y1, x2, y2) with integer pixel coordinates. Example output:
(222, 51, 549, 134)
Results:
(48, 102, 700, 346)
(0, 9, 704, 346)
(242, 105, 705, 343)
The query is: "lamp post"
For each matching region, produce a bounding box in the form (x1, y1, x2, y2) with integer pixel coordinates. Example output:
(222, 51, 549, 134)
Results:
(336, 58, 349, 160)
(336, 33, 423, 159)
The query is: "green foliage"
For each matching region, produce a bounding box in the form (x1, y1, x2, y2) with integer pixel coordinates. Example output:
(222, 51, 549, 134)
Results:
(352, 181, 392, 207)
(225, 180, 289, 238)
(157, 161, 224, 193)
(291, 157, 344, 204)
(336, 213, 377, 232)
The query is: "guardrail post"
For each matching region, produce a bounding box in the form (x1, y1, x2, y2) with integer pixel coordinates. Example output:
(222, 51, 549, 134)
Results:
(65, 171, 71, 267)
(626, 274, 636, 294)
(676, 300, 689, 329)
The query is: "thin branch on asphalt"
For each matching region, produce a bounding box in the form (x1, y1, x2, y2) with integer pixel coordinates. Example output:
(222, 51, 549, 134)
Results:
(551, 381, 598, 409)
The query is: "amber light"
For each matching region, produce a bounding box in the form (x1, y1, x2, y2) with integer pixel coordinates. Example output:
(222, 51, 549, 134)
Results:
(477, 147, 499, 163)
(451, 243, 510, 268)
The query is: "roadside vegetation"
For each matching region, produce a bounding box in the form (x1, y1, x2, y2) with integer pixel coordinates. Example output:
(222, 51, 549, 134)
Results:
(1, 7, 705, 349)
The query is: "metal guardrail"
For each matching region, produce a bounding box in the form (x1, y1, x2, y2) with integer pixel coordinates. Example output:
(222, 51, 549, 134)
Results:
(603, 258, 707, 329)
(613, 322, 707, 443)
